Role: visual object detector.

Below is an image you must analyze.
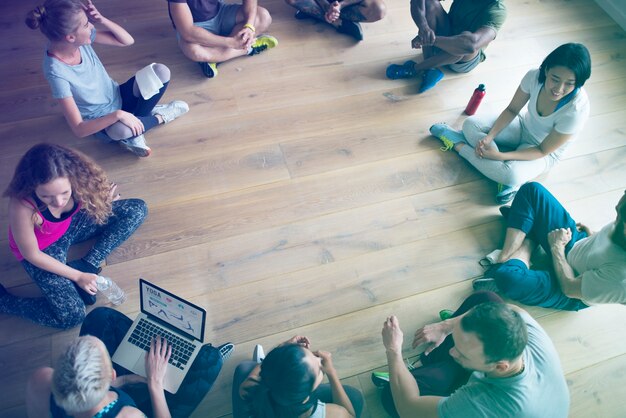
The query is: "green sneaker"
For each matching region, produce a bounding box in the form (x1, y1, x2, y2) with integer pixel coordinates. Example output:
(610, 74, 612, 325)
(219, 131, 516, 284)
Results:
(249, 35, 278, 55)
(439, 309, 454, 321)
(371, 371, 390, 388)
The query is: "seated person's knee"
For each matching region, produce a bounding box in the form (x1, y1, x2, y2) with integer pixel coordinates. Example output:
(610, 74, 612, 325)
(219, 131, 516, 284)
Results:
(284, 0, 298, 8)
(152, 63, 171, 84)
(518, 182, 541, 196)
(59, 304, 87, 330)
(493, 260, 528, 292)
(424, 0, 442, 15)
(105, 122, 133, 141)
(256, 7, 272, 31)
(367, 0, 386, 21)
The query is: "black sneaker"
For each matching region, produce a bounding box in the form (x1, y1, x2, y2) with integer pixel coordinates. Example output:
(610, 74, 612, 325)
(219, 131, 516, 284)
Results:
(336, 20, 363, 41)
(199, 62, 218, 78)
(472, 277, 500, 293)
(294, 10, 316, 20)
(499, 205, 511, 219)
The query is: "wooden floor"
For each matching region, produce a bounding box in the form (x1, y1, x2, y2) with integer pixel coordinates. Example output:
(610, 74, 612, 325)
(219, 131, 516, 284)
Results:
(1, 0, 626, 416)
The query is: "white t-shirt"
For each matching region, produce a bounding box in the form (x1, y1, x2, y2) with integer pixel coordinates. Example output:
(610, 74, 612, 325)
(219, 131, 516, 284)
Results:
(519, 68, 590, 160)
(569, 223, 626, 305)
(437, 312, 569, 418)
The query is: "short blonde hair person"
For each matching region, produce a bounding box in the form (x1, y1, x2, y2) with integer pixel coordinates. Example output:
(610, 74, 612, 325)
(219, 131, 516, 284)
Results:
(51, 336, 113, 414)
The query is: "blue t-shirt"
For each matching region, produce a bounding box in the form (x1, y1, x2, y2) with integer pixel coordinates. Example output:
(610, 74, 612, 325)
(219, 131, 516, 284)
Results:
(438, 312, 569, 418)
(43, 29, 122, 120)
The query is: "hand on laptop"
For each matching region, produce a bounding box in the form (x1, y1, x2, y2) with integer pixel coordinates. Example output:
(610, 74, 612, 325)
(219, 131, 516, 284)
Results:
(147, 336, 172, 389)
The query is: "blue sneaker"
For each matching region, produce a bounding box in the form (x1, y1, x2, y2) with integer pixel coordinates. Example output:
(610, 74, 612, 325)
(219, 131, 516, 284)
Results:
(429, 123, 466, 151)
(419, 68, 444, 93)
(386, 60, 418, 80)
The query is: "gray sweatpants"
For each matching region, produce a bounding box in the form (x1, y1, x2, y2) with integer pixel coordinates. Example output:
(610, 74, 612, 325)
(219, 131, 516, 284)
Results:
(459, 114, 555, 188)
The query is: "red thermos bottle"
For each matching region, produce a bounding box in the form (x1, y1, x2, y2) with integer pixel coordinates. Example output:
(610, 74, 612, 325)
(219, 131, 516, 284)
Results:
(464, 84, 486, 115)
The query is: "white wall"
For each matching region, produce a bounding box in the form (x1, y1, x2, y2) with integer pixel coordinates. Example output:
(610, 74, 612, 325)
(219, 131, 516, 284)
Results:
(595, 0, 626, 32)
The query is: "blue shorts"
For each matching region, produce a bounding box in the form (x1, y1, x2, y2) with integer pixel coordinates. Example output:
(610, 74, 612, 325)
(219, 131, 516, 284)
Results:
(186, 2, 241, 37)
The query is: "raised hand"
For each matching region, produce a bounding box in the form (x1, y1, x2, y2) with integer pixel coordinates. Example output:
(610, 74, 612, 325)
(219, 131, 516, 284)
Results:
(325, 1, 342, 24)
(548, 228, 572, 250)
(283, 335, 311, 349)
(382, 315, 404, 354)
(412, 322, 448, 355)
(83, 0, 104, 24)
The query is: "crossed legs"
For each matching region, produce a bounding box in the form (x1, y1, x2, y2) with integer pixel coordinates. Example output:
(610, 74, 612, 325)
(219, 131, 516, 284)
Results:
(178, 7, 272, 64)
(486, 183, 588, 310)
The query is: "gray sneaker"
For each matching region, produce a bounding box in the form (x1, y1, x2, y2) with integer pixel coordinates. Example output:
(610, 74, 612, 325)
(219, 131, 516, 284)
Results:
(152, 100, 189, 124)
(472, 277, 500, 293)
(253, 344, 265, 363)
(119, 135, 151, 157)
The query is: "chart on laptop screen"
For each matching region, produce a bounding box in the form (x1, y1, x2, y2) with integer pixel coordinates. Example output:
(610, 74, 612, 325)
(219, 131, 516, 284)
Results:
(141, 281, 204, 340)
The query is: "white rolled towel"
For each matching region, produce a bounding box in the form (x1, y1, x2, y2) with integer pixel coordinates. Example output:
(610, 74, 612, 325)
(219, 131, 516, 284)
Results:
(134, 63, 164, 100)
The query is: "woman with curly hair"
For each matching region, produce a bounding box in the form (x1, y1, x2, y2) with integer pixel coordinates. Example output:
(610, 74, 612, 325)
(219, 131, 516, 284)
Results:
(0, 143, 147, 329)
(25, 0, 189, 157)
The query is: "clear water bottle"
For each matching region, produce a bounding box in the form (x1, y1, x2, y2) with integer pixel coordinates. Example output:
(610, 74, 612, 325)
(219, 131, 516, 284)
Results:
(96, 276, 127, 306)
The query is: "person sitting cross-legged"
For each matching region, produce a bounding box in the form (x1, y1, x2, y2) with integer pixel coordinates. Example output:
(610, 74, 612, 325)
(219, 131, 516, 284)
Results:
(284, 0, 386, 41)
(25, 307, 234, 418)
(377, 291, 569, 418)
(232, 335, 364, 418)
(386, 0, 506, 93)
(473, 182, 626, 311)
(168, 0, 278, 78)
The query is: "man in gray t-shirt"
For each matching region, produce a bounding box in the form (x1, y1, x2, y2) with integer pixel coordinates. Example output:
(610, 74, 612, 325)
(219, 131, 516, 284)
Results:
(380, 295, 569, 418)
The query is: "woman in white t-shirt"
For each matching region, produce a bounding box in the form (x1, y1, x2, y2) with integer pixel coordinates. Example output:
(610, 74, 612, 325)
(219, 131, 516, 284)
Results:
(430, 43, 591, 203)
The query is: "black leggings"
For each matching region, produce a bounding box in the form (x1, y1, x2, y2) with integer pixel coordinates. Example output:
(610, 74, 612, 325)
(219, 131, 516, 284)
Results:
(0, 199, 147, 329)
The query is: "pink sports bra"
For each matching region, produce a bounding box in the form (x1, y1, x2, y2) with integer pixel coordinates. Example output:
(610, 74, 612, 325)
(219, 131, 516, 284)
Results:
(8, 198, 81, 261)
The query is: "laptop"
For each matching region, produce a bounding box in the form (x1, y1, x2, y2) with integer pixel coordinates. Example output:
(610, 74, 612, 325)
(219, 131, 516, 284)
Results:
(112, 279, 206, 394)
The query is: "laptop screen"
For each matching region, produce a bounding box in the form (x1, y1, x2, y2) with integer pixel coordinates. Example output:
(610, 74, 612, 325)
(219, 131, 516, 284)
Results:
(139, 279, 206, 342)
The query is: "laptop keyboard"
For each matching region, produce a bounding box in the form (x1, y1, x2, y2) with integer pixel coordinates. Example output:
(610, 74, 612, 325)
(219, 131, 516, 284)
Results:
(128, 318, 196, 370)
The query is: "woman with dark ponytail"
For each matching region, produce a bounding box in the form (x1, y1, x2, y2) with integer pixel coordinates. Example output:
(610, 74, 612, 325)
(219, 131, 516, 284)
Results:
(232, 336, 363, 418)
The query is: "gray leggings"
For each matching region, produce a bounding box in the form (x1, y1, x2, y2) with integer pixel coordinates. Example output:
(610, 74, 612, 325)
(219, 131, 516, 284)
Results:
(0, 199, 147, 329)
(459, 114, 554, 188)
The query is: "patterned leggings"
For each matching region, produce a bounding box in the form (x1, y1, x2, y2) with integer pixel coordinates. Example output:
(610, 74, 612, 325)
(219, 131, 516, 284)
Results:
(0, 199, 147, 329)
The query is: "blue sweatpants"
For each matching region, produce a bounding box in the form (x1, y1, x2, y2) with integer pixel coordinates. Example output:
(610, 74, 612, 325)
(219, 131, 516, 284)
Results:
(487, 182, 588, 311)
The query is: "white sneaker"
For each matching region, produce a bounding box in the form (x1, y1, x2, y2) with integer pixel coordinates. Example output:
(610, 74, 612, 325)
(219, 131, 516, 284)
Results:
(152, 100, 189, 124)
(253, 344, 265, 363)
(119, 135, 151, 157)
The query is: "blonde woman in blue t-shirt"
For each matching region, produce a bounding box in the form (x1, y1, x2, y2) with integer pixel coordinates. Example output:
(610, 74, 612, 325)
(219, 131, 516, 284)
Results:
(26, 0, 189, 157)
